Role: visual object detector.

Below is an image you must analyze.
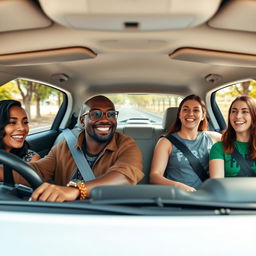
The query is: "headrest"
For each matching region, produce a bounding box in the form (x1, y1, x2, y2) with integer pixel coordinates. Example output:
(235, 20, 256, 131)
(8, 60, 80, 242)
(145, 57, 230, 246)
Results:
(162, 107, 178, 132)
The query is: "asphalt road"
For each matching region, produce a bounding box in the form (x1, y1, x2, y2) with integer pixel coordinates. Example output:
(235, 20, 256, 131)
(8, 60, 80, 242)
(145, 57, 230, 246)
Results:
(117, 106, 162, 124)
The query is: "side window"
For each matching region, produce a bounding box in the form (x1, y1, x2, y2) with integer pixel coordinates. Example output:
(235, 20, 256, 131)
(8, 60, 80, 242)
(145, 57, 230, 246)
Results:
(0, 78, 64, 134)
(214, 79, 256, 124)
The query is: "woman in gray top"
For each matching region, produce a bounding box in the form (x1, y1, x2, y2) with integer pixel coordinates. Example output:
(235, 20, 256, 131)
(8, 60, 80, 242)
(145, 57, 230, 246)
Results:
(150, 95, 221, 191)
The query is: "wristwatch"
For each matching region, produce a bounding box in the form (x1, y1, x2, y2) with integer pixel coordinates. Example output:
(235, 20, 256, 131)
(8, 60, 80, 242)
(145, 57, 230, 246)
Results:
(67, 179, 87, 200)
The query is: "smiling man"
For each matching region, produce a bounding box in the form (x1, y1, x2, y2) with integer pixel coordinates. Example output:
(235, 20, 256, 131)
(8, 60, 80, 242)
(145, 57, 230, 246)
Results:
(83, 96, 118, 148)
(25, 95, 143, 202)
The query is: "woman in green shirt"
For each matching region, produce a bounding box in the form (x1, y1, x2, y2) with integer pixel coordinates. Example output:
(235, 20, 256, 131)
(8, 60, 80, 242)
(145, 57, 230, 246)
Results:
(209, 95, 256, 177)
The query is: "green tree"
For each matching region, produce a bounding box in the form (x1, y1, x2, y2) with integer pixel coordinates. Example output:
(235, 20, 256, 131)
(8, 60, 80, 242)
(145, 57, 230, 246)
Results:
(229, 80, 256, 97)
(33, 84, 53, 118)
(108, 94, 125, 107)
(248, 80, 256, 98)
(16, 79, 35, 119)
(128, 95, 149, 108)
(0, 81, 19, 100)
(234, 81, 251, 96)
(56, 91, 63, 106)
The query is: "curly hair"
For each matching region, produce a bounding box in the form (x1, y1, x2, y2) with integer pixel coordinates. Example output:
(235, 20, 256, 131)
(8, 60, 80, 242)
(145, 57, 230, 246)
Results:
(222, 95, 256, 159)
(167, 94, 208, 135)
(0, 99, 29, 158)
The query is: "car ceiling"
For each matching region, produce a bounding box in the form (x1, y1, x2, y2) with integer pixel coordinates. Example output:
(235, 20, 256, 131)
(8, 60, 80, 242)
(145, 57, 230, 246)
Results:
(0, 0, 255, 100)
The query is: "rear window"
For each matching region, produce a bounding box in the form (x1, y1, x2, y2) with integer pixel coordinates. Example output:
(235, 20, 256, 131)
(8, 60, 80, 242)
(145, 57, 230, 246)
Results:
(215, 80, 256, 122)
(105, 93, 183, 125)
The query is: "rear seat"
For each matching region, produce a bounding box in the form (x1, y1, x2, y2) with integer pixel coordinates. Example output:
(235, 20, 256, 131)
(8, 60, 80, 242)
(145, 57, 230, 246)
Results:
(118, 107, 178, 184)
(117, 125, 160, 184)
(55, 107, 178, 184)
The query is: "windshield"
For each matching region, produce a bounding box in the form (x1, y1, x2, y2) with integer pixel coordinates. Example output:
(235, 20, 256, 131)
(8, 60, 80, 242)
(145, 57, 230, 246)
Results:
(105, 94, 183, 125)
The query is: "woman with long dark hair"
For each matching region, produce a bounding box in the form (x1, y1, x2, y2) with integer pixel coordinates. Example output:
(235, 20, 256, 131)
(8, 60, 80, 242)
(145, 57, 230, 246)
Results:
(210, 95, 256, 177)
(0, 99, 40, 162)
(150, 94, 221, 191)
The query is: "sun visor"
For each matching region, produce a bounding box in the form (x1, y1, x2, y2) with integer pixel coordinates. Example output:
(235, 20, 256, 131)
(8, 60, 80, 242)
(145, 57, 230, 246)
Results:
(170, 48, 256, 67)
(39, 0, 221, 31)
(0, 47, 97, 66)
(0, 0, 51, 32)
(209, 0, 256, 32)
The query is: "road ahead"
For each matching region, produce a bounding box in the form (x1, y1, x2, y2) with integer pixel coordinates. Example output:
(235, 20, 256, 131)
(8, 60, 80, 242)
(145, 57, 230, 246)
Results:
(117, 106, 162, 124)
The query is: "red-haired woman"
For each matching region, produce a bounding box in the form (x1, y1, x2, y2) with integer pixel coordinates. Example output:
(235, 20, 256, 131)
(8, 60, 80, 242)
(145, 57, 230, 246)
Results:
(210, 95, 256, 178)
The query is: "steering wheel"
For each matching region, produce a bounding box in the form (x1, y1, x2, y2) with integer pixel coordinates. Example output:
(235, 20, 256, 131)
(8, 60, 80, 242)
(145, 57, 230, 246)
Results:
(0, 149, 43, 200)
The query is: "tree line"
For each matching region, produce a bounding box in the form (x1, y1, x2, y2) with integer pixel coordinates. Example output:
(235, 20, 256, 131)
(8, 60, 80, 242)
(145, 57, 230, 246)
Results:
(0, 79, 63, 119)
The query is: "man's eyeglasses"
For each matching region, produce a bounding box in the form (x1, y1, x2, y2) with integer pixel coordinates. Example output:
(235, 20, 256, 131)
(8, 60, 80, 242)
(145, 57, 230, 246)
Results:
(84, 110, 119, 121)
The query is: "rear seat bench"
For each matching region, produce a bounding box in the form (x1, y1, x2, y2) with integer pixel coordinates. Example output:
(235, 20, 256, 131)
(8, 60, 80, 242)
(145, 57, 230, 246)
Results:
(117, 107, 178, 184)
(117, 125, 163, 184)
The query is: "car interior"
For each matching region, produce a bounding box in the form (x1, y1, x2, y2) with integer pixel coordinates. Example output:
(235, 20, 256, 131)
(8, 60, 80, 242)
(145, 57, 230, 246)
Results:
(2, 2, 256, 256)
(1, 0, 256, 207)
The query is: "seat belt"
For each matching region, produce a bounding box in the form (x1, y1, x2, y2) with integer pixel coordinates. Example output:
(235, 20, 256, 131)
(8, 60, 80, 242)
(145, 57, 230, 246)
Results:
(165, 134, 208, 182)
(231, 148, 256, 177)
(62, 129, 96, 181)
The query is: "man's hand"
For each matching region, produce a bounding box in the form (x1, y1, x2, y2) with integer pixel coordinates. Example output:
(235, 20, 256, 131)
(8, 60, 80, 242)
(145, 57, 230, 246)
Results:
(30, 182, 80, 202)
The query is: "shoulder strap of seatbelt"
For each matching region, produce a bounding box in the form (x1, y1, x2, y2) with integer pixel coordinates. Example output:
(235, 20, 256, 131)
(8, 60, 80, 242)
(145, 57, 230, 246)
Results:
(231, 148, 256, 177)
(165, 134, 208, 182)
(62, 129, 96, 181)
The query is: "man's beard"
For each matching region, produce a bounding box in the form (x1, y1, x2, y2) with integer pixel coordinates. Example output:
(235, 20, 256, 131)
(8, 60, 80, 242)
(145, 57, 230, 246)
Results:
(87, 126, 115, 143)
